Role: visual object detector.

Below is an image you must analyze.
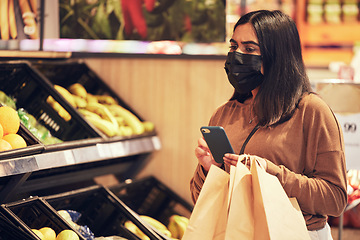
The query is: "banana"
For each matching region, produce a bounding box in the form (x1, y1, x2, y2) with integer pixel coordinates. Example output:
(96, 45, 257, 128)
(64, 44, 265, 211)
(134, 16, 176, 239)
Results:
(68, 83, 87, 99)
(167, 220, 179, 239)
(46, 96, 71, 121)
(73, 95, 87, 108)
(77, 108, 101, 119)
(115, 116, 125, 126)
(142, 121, 155, 132)
(124, 221, 150, 240)
(119, 126, 133, 136)
(106, 104, 145, 135)
(140, 215, 172, 238)
(167, 215, 189, 239)
(94, 95, 117, 105)
(86, 115, 117, 137)
(86, 102, 119, 130)
(54, 85, 76, 107)
(86, 93, 98, 103)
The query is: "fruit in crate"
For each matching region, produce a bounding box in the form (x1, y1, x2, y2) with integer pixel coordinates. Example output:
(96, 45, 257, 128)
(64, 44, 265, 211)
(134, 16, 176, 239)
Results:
(17, 108, 62, 145)
(0, 139, 12, 151)
(140, 215, 172, 237)
(124, 221, 150, 240)
(68, 83, 87, 99)
(63, 83, 155, 137)
(125, 215, 176, 239)
(39, 227, 56, 240)
(47, 85, 76, 122)
(46, 95, 72, 121)
(0, 106, 27, 152)
(32, 229, 45, 239)
(54, 85, 76, 107)
(167, 214, 189, 239)
(3, 133, 27, 149)
(0, 92, 62, 145)
(0, 106, 20, 135)
(56, 230, 79, 240)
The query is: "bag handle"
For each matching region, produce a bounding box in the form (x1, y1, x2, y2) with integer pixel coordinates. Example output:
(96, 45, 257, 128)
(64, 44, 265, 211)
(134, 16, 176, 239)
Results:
(238, 154, 265, 170)
(239, 123, 260, 154)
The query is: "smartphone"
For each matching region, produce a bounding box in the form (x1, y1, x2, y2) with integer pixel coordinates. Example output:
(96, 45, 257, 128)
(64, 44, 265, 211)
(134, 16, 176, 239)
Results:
(200, 126, 234, 164)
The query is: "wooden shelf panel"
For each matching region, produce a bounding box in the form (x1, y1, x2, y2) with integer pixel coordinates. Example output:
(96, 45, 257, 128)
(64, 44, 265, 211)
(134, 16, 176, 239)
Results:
(300, 23, 360, 45)
(303, 47, 354, 67)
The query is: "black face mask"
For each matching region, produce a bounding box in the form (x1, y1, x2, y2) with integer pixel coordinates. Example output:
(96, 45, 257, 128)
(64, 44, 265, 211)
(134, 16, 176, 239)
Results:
(224, 51, 264, 95)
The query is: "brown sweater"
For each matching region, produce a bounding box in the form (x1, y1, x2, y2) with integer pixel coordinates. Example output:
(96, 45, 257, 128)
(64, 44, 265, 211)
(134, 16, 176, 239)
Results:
(190, 93, 347, 231)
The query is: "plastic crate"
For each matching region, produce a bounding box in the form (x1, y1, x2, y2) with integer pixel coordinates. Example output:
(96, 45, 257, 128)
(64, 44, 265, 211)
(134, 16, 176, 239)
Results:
(0, 61, 104, 144)
(0, 122, 44, 160)
(31, 60, 157, 142)
(44, 185, 166, 240)
(0, 196, 85, 240)
(110, 176, 193, 226)
(31, 60, 144, 121)
(0, 212, 37, 240)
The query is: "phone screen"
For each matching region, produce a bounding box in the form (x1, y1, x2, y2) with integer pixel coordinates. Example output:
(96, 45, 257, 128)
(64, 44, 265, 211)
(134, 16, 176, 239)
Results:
(201, 126, 234, 164)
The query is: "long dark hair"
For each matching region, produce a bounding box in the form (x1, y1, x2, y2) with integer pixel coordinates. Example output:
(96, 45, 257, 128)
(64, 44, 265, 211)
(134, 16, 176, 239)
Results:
(230, 10, 312, 127)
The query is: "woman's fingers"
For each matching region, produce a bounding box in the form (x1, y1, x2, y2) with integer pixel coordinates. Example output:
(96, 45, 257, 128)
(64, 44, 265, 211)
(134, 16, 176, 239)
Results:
(223, 153, 239, 166)
(223, 154, 252, 168)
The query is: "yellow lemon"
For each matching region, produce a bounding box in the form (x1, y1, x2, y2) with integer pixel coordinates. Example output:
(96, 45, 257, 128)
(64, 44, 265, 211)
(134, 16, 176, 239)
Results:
(32, 229, 44, 239)
(2, 133, 27, 149)
(0, 123, 3, 139)
(0, 106, 20, 135)
(39, 227, 56, 240)
(56, 230, 79, 240)
(0, 139, 12, 152)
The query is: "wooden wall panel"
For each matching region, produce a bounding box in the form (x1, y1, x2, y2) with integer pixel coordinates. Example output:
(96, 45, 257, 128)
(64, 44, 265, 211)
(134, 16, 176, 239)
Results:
(83, 57, 233, 204)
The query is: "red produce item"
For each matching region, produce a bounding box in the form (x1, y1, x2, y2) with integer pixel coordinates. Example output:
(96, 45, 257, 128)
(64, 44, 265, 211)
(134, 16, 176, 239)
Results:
(121, 0, 156, 39)
(144, 0, 156, 12)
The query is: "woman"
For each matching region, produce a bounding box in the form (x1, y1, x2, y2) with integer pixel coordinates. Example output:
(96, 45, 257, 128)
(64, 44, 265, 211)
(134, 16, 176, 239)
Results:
(190, 10, 347, 239)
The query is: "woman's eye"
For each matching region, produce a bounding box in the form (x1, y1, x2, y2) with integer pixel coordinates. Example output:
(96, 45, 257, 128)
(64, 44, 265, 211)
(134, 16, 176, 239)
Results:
(245, 47, 256, 53)
(229, 45, 237, 51)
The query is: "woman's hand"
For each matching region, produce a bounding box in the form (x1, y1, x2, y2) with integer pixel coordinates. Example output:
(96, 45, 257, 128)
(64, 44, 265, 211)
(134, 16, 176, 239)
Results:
(223, 153, 267, 170)
(195, 137, 222, 172)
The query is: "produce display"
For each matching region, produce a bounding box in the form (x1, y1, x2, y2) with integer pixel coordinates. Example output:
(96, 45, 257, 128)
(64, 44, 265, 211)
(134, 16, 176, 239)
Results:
(51, 83, 155, 138)
(0, 90, 62, 145)
(57, 210, 94, 240)
(31, 227, 56, 240)
(57, 208, 189, 240)
(124, 214, 189, 240)
(31, 227, 79, 240)
(0, 105, 27, 152)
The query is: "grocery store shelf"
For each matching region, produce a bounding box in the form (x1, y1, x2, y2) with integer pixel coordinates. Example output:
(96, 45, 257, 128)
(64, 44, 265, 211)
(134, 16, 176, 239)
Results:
(0, 50, 72, 59)
(0, 135, 161, 178)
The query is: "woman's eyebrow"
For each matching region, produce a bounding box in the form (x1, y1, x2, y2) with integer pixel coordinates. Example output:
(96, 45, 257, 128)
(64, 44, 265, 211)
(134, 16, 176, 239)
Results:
(229, 39, 237, 44)
(229, 38, 259, 47)
(241, 40, 259, 46)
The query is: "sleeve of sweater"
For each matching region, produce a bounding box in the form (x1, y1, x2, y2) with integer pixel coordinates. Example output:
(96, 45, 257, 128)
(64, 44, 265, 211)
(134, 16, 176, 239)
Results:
(190, 164, 208, 204)
(266, 96, 348, 217)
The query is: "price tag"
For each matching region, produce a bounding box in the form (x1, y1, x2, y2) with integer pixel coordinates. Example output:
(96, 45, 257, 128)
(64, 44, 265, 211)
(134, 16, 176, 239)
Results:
(72, 146, 100, 163)
(36, 151, 69, 169)
(64, 150, 75, 165)
(152, 136, 162, 150)
(109, 142, 126, 157)
(96, 143, 112, 159)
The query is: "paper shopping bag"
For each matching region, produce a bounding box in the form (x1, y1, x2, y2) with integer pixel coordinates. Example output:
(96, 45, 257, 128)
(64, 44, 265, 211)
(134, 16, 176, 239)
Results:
(225, 162, 254, 240)
(182, 165, 230, 240)
(250, 157, 310, 240)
